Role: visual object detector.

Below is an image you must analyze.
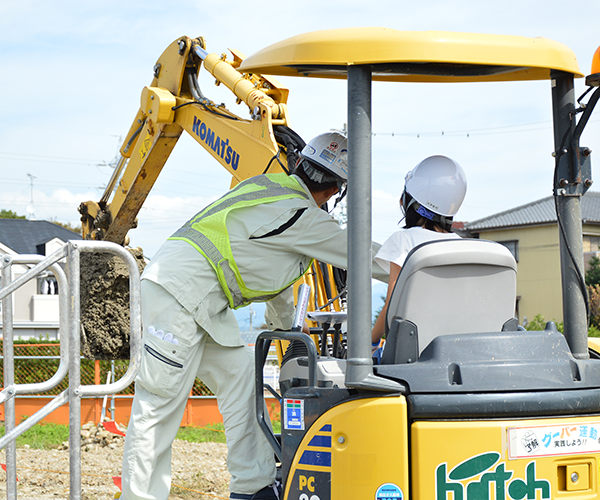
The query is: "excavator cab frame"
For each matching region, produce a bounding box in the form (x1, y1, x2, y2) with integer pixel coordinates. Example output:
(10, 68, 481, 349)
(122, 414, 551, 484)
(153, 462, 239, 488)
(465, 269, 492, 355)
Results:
(239, 27, 598, 374)
(241, 28, 600, 499)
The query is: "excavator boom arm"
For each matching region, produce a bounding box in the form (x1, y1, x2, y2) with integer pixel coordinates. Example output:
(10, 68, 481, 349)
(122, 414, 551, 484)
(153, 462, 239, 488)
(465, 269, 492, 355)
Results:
(79, 36, 292, 244)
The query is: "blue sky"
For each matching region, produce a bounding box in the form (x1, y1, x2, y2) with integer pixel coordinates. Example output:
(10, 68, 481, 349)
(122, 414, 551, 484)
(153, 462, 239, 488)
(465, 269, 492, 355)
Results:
(1, 2, 599, 327)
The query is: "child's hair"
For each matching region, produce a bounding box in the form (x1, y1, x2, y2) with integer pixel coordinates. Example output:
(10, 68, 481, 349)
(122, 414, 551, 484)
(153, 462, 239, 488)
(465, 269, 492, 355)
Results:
(403, 192, 452, 232)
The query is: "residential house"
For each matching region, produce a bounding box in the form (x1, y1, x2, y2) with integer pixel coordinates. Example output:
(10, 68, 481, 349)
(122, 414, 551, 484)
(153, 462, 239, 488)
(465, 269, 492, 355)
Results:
(0, 219, 81, 340)
(465, 192, 600, 326)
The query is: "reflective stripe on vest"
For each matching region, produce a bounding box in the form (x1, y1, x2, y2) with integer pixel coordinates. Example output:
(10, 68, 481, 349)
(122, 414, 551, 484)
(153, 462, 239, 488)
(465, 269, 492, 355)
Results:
(169, 173, 311, 309)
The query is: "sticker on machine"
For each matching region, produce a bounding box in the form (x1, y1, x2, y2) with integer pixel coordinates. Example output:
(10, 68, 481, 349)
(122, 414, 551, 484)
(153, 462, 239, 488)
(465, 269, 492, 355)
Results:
(138, 132, 152, 161)
(284, 398, 305, 431)
(508, 422, 600, 459)
(375, 483, 403, 499)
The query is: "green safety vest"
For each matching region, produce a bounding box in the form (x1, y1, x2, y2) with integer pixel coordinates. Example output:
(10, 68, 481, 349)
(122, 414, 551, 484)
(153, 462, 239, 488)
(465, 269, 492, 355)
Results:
(169, 173, 313, 309)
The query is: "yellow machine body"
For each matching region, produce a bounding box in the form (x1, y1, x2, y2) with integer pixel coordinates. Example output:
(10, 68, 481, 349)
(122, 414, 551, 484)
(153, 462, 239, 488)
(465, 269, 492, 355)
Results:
(283, 397, 409, 500)
(240, 27, 583, 82)
(413, 416, 600, 499)
(284, 397, 600, 500)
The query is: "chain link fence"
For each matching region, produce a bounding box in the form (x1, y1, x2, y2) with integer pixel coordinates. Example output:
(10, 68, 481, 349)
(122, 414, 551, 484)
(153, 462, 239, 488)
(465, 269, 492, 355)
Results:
(0, 342, 213, 396)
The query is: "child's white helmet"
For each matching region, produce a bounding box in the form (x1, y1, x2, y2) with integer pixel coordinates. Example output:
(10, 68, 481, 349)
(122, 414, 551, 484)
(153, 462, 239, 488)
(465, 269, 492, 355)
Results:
(403, 155, 467, 217)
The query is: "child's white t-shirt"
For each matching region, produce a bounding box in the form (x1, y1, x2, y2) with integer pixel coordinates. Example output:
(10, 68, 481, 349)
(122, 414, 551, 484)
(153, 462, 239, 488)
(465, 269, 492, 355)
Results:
(374, 226, 461, 273)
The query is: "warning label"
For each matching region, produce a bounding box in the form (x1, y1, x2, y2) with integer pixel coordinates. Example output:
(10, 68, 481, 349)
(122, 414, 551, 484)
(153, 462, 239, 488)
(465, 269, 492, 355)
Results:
(284, 399, 304, 431)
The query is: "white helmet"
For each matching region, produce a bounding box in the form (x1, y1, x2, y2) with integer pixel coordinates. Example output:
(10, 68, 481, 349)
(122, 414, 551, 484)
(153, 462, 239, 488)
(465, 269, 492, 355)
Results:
(300, 132, 348, 183)
(403, 155, 467, 218)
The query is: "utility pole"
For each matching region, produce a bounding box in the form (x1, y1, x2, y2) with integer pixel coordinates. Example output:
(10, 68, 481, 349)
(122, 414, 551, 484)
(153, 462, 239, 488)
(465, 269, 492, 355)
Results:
(249, 303, 255, 330)
(26, 173, 37, 220)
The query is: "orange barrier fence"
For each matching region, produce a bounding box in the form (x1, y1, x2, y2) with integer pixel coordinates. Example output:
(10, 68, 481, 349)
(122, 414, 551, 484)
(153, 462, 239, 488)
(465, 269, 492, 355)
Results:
(0, 394, 280, 427)
(1, 343, 281, 427)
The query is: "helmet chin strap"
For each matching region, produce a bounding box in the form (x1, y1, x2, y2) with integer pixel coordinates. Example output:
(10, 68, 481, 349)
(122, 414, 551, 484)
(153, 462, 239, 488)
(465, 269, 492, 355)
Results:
(401, 189, 453, 231)
(400, 189, 413, 218)
(331, 184, 347, 211)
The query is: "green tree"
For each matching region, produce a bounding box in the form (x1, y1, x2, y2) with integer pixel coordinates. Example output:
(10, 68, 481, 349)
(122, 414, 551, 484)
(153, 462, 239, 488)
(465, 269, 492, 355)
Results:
(373, 294, 385, 328)
(49, 218, 81, 235)
(524, 314, 563, 332)
(0, 209, 26, 219)
(586, 256, 600, 286)
(585, 258, 600, 329)
(589, 284, 600, 330)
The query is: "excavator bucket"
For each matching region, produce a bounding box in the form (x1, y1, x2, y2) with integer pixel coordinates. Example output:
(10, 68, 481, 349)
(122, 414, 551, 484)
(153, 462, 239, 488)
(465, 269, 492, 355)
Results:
(80, 248, 146, 359)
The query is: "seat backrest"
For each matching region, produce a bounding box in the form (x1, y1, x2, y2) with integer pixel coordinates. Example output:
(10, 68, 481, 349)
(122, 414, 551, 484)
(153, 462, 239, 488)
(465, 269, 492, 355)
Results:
(385, 238, 517, 357)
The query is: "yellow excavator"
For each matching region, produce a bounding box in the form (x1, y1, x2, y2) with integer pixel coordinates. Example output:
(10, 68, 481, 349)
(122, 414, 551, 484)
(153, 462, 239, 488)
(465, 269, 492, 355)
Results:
(78, 35, 345, 360)
(80, 29, 600, 499)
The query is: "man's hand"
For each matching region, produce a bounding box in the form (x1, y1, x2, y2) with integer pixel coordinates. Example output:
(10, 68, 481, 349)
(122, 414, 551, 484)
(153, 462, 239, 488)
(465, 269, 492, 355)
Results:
(302, 320, 311, 335)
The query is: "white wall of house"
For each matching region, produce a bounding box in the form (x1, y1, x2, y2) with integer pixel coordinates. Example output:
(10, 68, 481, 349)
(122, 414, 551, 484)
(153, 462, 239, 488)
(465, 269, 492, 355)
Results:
(1, 246, 61, 340)
(32, 295, 60, 322)
(45, 237, 65, 256)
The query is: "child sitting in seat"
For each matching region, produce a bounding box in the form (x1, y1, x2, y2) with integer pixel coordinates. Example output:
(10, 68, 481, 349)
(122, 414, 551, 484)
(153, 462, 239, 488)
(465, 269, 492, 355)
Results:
(371, 155, 467, 356)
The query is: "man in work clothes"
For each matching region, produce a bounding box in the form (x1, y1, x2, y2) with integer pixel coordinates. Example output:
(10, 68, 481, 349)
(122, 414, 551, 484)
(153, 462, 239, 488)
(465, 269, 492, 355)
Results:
(120, 132, 388, 500)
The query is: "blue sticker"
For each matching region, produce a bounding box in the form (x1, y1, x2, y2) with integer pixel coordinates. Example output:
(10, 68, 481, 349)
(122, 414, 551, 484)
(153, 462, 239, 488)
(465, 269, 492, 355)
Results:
(284, 399, 304, 430)
(416, 204, 435, 220)
(319, 149, 336, 164)
(375, 483, 403, 500)
(308, 435, 332, 447)
(299, 450, 332, 467)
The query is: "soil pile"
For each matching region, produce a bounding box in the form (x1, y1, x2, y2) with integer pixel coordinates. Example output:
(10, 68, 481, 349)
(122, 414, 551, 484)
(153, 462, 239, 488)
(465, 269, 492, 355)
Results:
(80, 248, 146, 360)
(0, 439, 229, 499)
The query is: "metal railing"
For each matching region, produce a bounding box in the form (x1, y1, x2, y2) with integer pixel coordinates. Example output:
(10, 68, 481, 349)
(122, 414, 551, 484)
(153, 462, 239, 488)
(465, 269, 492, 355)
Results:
(0, 240, 142, 500)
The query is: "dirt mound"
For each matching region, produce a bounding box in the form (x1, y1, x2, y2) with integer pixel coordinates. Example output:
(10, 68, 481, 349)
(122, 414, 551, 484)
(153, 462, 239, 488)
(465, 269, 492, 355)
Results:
(80, 248, 146, 360)
(0, 439, 229, 499)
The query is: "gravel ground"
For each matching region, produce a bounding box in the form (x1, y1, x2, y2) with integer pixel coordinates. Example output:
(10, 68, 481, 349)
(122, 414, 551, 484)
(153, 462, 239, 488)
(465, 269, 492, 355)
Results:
(0, 436, 230, 499)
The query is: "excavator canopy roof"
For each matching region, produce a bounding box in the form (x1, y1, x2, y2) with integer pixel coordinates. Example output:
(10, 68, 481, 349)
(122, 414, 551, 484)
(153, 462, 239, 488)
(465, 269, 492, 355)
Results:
(239, 27, 582, 82)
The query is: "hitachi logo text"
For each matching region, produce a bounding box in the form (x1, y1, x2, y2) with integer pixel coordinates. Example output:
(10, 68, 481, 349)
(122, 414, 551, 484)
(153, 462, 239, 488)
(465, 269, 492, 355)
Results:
(436, 452, 550, 500)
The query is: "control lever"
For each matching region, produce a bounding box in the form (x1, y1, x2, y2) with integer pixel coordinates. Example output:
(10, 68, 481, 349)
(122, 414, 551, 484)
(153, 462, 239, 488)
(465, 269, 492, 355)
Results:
(291, 284, 311, 332)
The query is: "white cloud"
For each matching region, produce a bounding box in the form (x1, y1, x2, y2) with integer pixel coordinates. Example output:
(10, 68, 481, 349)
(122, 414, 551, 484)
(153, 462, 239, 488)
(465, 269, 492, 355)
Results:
(125, 190, 227, 256)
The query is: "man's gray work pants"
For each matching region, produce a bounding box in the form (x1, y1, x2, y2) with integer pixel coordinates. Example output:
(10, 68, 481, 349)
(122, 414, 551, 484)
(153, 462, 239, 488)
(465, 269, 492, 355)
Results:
(121, 280, 276, 500)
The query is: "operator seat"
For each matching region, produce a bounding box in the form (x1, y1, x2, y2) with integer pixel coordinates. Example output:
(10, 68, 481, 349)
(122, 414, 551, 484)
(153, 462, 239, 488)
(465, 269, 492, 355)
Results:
(380, 238, 518, 365)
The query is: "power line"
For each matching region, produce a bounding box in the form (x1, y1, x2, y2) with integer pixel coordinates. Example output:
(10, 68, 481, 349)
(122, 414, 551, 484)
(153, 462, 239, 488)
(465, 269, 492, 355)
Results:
(0, 177, 104, 190)
(0, 121, 121, 139)
(373, 118, 600, 139)
(0, 151, 107, 164)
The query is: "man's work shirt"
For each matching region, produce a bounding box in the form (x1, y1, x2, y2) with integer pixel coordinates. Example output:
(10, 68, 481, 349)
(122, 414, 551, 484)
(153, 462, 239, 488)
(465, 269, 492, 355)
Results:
(142, 174, 387, 346)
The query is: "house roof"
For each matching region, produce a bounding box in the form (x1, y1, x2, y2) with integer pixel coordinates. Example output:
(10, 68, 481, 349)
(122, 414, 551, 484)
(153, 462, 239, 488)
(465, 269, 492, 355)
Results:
(0, 219, 81, 255)
(466, 191, 600, 232)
